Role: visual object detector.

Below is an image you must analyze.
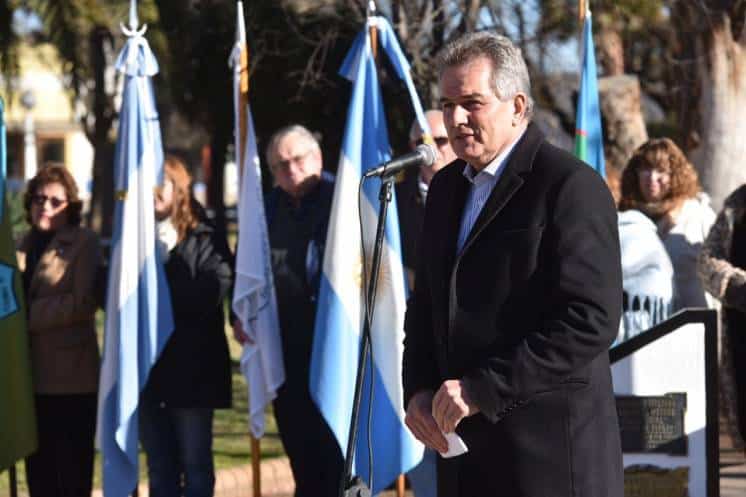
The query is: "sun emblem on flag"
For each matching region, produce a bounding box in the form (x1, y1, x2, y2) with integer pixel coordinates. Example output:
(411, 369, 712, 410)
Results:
(353, 248, 394, 299)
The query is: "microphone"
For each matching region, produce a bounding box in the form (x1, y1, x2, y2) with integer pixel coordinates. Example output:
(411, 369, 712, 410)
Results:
(363, 143, 436, 178)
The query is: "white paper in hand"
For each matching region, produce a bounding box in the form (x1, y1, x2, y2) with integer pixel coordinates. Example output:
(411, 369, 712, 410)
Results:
(440, 432, 469, 458)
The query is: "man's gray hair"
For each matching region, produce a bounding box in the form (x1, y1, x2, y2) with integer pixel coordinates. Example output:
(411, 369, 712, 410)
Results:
(436, 32, 534, 119)
(266, 124, 321, 169)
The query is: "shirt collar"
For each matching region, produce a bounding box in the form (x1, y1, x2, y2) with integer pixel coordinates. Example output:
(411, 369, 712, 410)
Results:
(462, 128, 526, 185)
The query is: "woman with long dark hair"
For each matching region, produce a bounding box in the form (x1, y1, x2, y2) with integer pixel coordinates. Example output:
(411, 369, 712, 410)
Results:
(139, 155, 233, 497)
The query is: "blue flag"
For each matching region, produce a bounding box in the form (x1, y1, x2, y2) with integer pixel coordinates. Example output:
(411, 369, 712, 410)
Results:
(574, 11, 606, 178)
(309, 16, 424, 494)
(96, 25, 174, 497)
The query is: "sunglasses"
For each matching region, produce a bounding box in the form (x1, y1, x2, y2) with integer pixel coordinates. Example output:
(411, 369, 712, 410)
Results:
(32, 194, 68, 209)
(416, 136, 450, 147)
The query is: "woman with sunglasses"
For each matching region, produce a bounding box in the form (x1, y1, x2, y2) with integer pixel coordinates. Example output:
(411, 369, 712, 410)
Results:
(17, 163, 102, 497)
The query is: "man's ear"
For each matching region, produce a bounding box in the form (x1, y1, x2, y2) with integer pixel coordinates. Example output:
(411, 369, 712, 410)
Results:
(512, 93, 528, 123)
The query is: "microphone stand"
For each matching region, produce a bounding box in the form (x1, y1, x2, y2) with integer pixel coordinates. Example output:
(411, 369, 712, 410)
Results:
(339, 175, 396, 497)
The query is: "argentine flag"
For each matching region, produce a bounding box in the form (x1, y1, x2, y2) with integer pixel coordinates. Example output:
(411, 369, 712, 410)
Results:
(96, 9, 174, 497)
(309, 16, 424, 493)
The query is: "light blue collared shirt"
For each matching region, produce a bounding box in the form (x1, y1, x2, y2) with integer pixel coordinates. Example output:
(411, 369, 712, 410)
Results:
(456, 130, 525, 254)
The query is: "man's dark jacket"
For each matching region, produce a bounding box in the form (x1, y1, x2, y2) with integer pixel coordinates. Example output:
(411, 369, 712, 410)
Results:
(403, 123, 624, 497)
(396, 171, 426, 280)
(144, 220, 234, 408)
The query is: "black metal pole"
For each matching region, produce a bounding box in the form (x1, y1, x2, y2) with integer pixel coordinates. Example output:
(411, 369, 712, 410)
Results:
(339, 177, 395, 497)
(704, 309, 720, 497)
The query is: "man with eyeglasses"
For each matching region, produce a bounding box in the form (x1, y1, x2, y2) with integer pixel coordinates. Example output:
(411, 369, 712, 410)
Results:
(397, 110, 457, 291)
(233, 124, 341, 497)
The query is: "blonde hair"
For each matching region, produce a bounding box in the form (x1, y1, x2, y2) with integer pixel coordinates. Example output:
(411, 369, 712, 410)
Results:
(162, 155, 200, 241)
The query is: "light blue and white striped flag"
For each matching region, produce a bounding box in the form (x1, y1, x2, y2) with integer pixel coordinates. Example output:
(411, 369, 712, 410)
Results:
(96, 14, 174, 497)
(309, 16, 424, 494)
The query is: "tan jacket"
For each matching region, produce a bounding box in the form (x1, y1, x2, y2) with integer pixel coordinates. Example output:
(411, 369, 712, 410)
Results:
(17, 225, 102, 394)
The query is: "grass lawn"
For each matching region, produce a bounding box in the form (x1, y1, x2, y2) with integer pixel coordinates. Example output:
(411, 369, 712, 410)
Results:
(2, 307, 286, 496)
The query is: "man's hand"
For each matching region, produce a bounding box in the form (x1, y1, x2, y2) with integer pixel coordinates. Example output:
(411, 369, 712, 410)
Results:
(231, 318, 254, 345)
(432, 379, 479, 434)
(405, 390, 448, 453)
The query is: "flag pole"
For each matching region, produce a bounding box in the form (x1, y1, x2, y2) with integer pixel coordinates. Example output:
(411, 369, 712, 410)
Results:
(235, 2, 263, 495)
(251, 436, 261, 497)
(368, 2, 378, 60)
(578, 0, 585, 61)
(9, 466, 18, 497)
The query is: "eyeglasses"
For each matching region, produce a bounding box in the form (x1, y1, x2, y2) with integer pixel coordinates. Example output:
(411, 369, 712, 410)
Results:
(272, 150, 313, 171)
(32, 194, 68, 209)
(416, 136, 450, 148)
(638, 168, 670, 179)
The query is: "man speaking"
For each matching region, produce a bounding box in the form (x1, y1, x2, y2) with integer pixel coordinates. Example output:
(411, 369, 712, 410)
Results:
(402, 32, 624, 497)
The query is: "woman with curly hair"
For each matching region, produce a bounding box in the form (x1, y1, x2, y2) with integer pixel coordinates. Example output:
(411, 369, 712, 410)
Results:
(139, 155, 233, 497)
(620, 137, 716, 311)
(17, 163, 102, 497)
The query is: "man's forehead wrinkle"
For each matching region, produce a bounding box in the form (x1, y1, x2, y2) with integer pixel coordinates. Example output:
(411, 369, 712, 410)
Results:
(440, 92, 488, 104)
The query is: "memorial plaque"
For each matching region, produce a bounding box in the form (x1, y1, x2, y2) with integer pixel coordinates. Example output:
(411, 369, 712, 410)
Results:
(623, 465, 688, 497)
(615, 393, 687, 455)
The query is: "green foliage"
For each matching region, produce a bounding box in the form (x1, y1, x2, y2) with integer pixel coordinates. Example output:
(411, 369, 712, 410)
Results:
(535, 0, 577, 41)
(594, 0, 666, 29)
(0, 0, 20, 95)
(7, 190, 28, 241)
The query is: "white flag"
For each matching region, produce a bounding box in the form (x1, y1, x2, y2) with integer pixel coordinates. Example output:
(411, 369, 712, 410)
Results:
(230, 2, 285, 437)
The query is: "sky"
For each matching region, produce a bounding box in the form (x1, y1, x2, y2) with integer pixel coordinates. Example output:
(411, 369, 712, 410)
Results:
(12, 2, 582, 75)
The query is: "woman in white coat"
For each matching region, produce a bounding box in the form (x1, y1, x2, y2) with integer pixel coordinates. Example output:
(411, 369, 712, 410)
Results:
(619, 138, 716, 311)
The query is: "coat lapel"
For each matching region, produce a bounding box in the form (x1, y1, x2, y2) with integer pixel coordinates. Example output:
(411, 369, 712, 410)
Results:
(458, 123, 545, 257)
(442, 162, 470, 273)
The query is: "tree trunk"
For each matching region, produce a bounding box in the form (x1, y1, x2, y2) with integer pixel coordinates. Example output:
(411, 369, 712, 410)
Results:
(598, 27, 625, 77)
(89, 142, 115, 237)
(86, 25, 116, 238)
(207, 120, 230, 237)
(598, 75, 648, 172)
(689, 12, 746, 209)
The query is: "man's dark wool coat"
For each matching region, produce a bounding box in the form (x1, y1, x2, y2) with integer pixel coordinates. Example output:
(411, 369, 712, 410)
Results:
(403, 123, 624, 497)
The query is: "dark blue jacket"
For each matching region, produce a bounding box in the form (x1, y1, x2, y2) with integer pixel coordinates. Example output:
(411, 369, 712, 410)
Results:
(264, 172, 335, 384)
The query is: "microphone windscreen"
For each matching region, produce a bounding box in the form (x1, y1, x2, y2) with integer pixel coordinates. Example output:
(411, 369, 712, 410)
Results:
(416, 143, 437, 168)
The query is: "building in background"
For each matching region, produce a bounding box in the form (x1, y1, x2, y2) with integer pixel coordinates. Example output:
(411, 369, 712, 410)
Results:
(1, 42, 94, 207)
